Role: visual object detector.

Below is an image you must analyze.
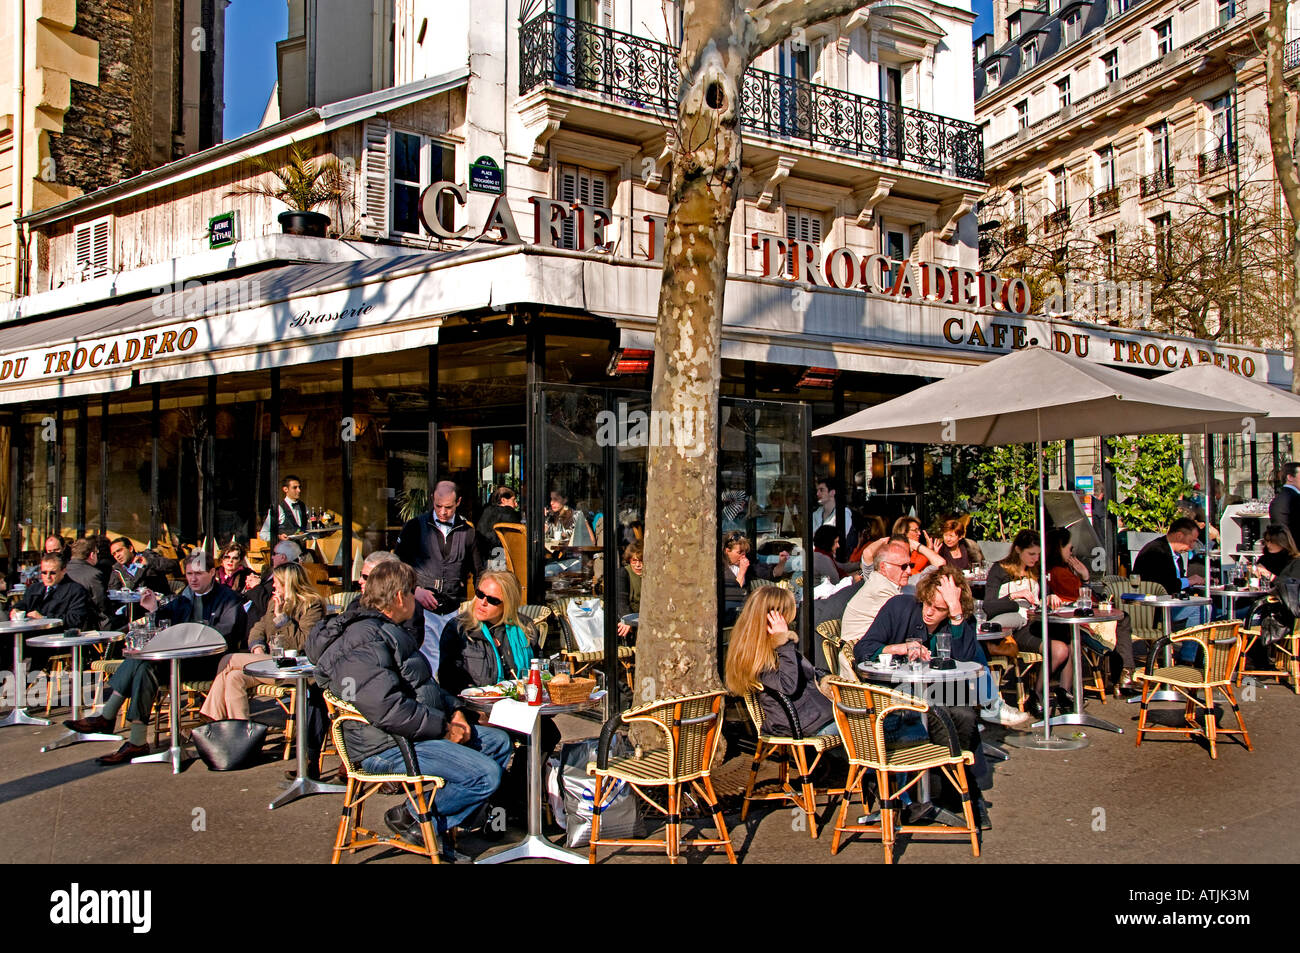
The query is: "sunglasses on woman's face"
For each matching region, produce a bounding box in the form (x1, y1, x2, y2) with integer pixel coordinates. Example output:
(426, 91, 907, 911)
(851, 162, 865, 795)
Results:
(475, 592, 504, 607)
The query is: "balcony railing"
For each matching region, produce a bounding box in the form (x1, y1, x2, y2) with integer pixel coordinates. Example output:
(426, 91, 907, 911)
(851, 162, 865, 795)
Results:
(1287, 37, 1300, 71)
(1046, 208, 1071, 231)
(1089, 188, 1120, 217)
(519, 13, 985, 181)
(1005, 222, 1028, 245)
(1139, 167, 1174, 198)
(1198, 143, 1237, 175)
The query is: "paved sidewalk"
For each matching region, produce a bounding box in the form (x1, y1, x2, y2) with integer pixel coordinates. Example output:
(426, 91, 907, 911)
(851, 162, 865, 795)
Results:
(1, 682, 1297, 865)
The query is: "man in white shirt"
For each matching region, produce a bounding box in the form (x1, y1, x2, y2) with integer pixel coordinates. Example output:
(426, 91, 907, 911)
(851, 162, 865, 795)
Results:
(839, 541, 911, 676)
(811, 477, 853, 543)
(259, 475, 311, 541)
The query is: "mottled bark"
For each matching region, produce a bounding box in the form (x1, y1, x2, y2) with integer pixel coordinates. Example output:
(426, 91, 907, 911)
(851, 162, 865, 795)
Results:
(1265, 0, 1300, 395)
(635, 0, 872, 713)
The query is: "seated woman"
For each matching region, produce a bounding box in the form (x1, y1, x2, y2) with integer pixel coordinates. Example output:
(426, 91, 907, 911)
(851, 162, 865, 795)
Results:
(811, 525, 859, 585)
(1253, 524, 1300, 584)
(1046, 527, 1137, 694)
(544, 491, 575, 549)
(985, 529, 1069, 714)
(215, 542, 254, 592)
(724, 585, 837, 738)
(937, 519, 983, 571)
(438, 570, 539, 694)
(893, 516, 945, 576)
(852, 566, 991, 825)
(722, 530, 787, 623)
(615, 541, 643, 638)
(200, 561, 325, 721)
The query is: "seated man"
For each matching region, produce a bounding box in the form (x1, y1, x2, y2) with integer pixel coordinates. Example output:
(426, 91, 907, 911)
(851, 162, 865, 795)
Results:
(854, 566, 995, 827)
(65, 538, 110, 629)
(840, 540, 913, 675)
(308, 560, 511, 856)
(13, 552, 99, 672)
(1133, 516, 1207, 660)
(107, 537, 179, 629)
(66, 551, 248, 765)
(720, 531, 787, 624)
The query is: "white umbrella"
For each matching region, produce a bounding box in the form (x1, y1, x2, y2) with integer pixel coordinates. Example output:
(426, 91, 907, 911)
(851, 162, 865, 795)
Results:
(1156, 363, 1300, 592)
(814, 347, 1261, 750)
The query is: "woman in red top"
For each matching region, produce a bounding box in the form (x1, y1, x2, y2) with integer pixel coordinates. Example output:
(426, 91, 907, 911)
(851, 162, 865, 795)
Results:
(893, 516, 944, 575)
(1045, 527, 1137, 694)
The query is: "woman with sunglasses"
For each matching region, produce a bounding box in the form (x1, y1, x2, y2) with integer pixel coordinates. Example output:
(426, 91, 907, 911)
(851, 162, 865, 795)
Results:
(437, 570, 539, 694)
(215, 542, 254, 592)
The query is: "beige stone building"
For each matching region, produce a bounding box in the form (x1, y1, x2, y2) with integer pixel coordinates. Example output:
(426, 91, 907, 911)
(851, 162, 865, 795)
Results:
(0, 0, 227, 302)
(973, 0, 1300, 348)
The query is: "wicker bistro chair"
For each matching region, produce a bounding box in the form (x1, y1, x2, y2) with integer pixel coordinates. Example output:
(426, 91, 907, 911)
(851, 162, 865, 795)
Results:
(1237, 600, 1300, 692)
(327, 590, 360, 611)
(825, 678, 980, 864)
(547, 596, 635, 689)
(588, 690, 736, 864)
(323, 691, 447, 864)
(516, 604, 552, 656)
(817, 619, 845, 676)
(1135, 621, 1252, 760)
(739, 687, 844, 839)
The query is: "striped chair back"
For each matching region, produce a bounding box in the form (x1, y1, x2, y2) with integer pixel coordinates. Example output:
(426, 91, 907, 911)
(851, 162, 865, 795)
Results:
(817, 619, 843, 674)
(621, 691, 725, 783)
(1184, 620, 1243, 685)
(827, 678, 916, 768)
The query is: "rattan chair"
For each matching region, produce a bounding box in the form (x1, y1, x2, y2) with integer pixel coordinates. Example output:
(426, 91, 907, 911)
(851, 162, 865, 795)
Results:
(327, 590, 359, 610)
(739, 687, 844, 838)
(1135, 620, 1252, 760)
(826, 678, 979, 864)
(517, 604, 552, 655)
(324, 690, 447, 864)
(1237, 601, 1300, 692)
(548, 596, 635, 689)
(588, 690, 736, 864)
(817, 619, 848, 677)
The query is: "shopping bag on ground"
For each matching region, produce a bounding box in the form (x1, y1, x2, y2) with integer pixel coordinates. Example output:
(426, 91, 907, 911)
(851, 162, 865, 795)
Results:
(559, 737, 644, 848)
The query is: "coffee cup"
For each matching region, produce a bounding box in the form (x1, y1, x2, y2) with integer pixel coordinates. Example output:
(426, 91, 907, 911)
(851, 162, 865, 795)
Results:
(285, 649, 300, 659)
(12, 610, 27, 621)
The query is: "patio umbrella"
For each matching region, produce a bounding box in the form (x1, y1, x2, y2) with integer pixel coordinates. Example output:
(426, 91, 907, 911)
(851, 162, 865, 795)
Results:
(814, 346, 1261, 750)
(1156, 363, 1300, 593)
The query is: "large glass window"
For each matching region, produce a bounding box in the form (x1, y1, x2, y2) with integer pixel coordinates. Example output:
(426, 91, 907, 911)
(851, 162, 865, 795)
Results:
(391, 131, 456, 236)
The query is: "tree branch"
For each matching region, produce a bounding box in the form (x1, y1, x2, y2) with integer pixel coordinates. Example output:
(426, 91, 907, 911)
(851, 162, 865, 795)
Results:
(1265, 0, 1300, 224)
(746, 0, 872, 55)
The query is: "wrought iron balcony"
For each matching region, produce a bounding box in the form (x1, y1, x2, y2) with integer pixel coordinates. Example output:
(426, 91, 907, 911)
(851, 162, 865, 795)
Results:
(1089, 187, 1120, 217)
(1139, 166, 1174, 198)
(1287, 37, 1300, 71)
(1046, 207, 1071, 231)
(519, 13, 985, 181)
(1198, 143, 1237, 175)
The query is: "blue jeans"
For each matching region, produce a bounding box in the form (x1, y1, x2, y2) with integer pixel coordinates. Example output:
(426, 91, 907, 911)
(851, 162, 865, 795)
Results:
(362, 726, 513, 832)
(814, 721, 840, 737)
(1168, 604, 1208, 664)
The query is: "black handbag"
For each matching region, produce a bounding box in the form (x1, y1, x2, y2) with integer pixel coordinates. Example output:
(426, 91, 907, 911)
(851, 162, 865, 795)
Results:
(190, 719, 269, 771)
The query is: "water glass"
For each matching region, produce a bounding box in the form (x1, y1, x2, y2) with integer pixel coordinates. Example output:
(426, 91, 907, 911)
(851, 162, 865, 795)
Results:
(974, 601, 987, 629)
(1078, 587, 1092, 612)
(935, 631, 952, 661)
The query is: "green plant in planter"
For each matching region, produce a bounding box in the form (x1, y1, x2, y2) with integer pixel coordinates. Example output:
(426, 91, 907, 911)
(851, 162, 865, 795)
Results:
(226, 141, 346, 212)
(396, 487, 429, 524)
(1106, 434, 1192, 532)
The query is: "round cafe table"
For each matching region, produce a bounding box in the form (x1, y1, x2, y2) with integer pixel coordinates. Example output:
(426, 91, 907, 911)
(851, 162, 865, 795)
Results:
(1120, 593, 1212, 704)
(244, 657, 346, 809)
(122, 640, 225, 773)
(1209, 585, 1263, 618)
(1021, 608, 1125, 736)
(0, 617, 63, 729)
(27, 630, 125, 751)
(462, 690, 607, 865)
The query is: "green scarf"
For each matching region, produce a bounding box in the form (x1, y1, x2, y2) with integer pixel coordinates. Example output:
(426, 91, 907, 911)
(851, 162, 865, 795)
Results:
(481, 621, 532, 682)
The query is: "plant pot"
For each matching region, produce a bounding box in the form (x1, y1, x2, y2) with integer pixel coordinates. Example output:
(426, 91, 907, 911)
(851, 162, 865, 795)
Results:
(278, 210, 330, 238)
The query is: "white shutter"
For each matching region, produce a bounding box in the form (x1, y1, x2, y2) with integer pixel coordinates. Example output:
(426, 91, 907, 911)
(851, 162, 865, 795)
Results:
(599, 0, 613, 27)
(559, 166, 578, 249)
(902, 65, 917, 107)
(74, 217, 111, 280)
(360, 119, 391, 239)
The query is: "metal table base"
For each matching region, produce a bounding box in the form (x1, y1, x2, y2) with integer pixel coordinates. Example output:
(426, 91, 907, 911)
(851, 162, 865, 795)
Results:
(40, 641, 123, 751)
(1, 629, 55, 728)
(268, 669, 344, 809)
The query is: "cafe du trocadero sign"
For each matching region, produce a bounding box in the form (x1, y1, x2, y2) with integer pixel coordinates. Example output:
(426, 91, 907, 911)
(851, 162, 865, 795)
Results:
(0, 180, 1271, 389)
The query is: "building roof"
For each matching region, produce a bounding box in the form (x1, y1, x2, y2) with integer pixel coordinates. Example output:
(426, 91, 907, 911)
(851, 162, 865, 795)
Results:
(18, 69, 471, 228)
(974, 0, 1112, 102)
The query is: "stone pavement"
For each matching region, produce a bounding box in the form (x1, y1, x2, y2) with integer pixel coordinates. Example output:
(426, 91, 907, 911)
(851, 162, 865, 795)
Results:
(1, 681, 1297, 865)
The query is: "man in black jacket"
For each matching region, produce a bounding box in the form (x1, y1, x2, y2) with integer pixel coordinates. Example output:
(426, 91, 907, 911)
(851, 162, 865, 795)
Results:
(65, 538, 109, 628)
(13, 553, 99, 671)
(396, 481, 484, 675)
(66, 551, 248, 765)
(1269, 462, 1300, 546)
(1132, 517, 1208, 660)
(308, 560, 510, 849)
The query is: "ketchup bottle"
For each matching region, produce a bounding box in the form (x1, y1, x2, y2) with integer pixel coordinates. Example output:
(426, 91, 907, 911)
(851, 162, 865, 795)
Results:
(526, 659, 544, 706)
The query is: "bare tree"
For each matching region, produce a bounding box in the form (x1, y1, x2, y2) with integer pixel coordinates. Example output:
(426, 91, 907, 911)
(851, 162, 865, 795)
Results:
(637, 0, 873, 702)
(1265, 0, 1300, 391)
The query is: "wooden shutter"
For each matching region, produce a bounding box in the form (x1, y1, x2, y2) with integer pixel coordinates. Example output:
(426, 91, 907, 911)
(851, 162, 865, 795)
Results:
(558, 165, 608, 249)
(74, 217, 111, 280)
(902, 64, 917, 107)
(559, 165, 578, 249)
(360, 119, 391, 238)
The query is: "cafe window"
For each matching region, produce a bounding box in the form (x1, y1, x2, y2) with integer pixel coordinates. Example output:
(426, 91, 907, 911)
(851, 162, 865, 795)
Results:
(555, 163, 610, 250)
(1208, 93, 1234, 151)
(1052, 165, 1067, 210)
(1097, 145, 1115, 190)
(1149, 120, 1170, 174)
(1154, 19, 1173, 57)
(1016, 99, 1029, 129)
(1102, 49, 1119, 84)
(391, 130, 456, 236)
(1057, 76, 1071, 110)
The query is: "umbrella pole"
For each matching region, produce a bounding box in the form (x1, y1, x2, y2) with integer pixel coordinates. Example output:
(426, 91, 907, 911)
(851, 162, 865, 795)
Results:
(1206, 426, 1213, 598)
(1006, 413, 1087, 751)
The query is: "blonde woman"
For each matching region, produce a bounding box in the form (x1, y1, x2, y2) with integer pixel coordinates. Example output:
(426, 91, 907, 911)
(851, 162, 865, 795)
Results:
(200, 562, 326, 721)
(437, 570, 538, 695)
(724, 586, 837, 738)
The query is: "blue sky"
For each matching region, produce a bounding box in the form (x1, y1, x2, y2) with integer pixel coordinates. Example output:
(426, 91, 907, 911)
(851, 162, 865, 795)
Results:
(221, 0, 997, 140)
(223, 0, 287, 140)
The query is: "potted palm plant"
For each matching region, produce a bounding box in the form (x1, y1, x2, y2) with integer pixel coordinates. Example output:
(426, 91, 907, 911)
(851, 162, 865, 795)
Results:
(227, 141, 346, 237)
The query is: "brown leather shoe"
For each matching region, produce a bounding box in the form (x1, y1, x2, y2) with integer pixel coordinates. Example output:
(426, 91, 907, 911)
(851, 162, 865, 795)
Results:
(64, 715, 115, 734)
(96, 741, 149, 765)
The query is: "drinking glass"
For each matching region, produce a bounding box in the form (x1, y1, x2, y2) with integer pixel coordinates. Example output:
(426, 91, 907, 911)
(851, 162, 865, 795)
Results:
(935, 631, 952, 661)
(1078, 587, 1092, 612)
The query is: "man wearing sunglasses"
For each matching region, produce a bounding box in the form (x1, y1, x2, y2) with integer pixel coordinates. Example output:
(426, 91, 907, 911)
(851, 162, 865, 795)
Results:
(838, 540, 913, 677)
(11, 552, 99, 672)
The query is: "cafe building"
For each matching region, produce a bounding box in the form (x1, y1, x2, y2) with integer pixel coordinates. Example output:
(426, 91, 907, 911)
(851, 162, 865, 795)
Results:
(0, 2, 1287, 695)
